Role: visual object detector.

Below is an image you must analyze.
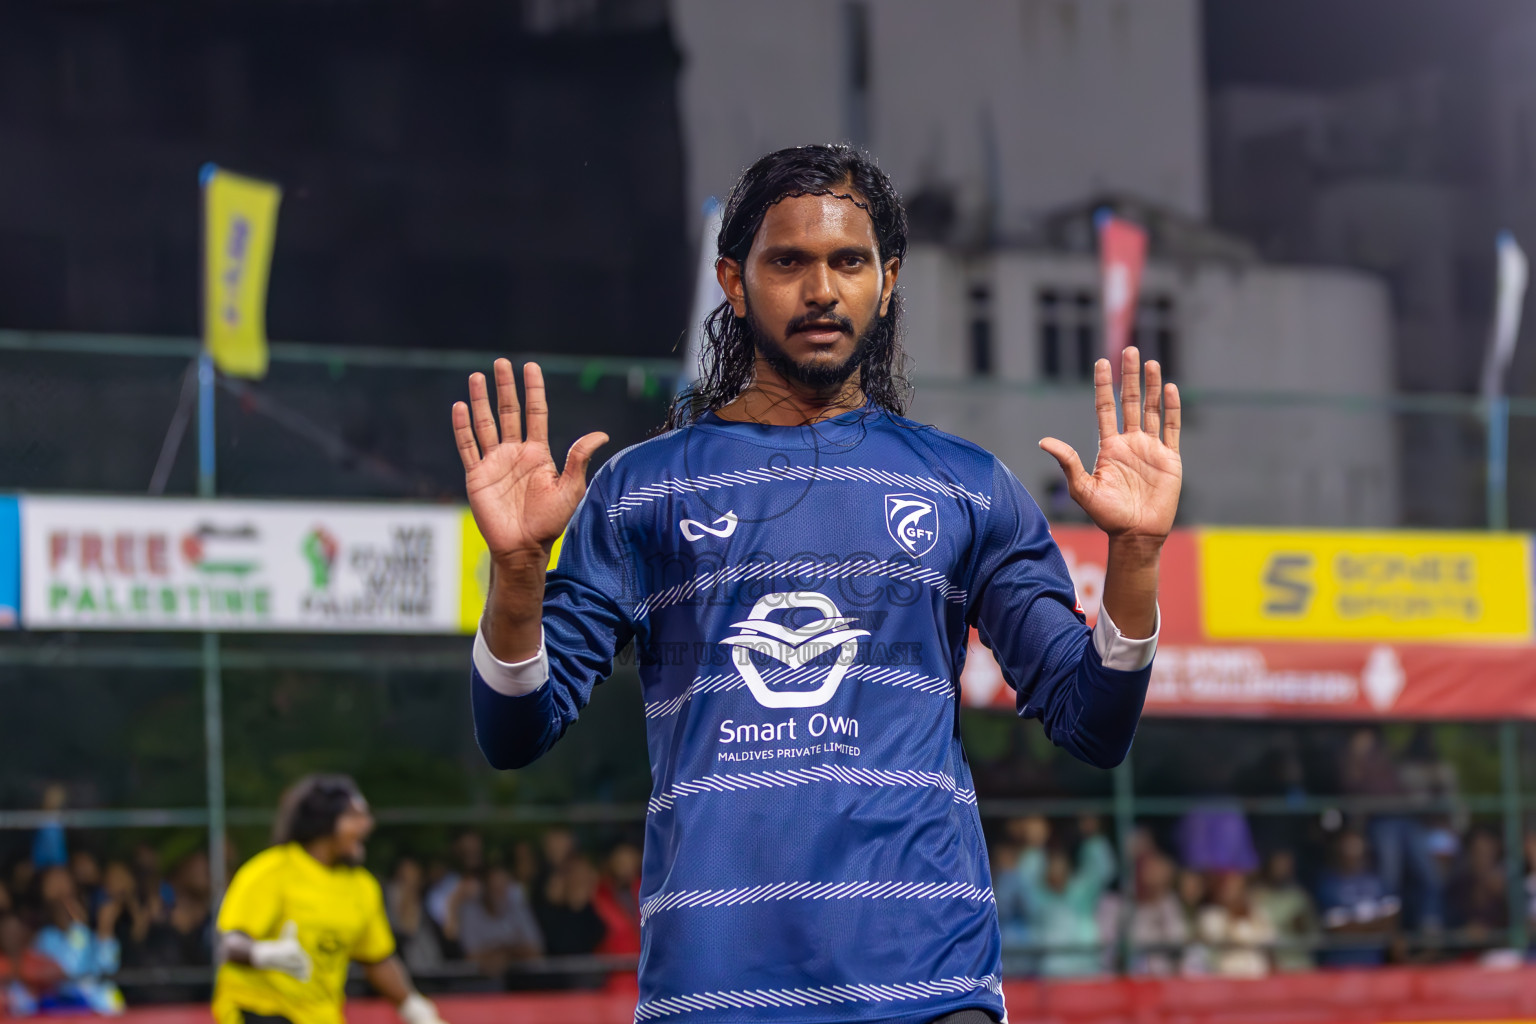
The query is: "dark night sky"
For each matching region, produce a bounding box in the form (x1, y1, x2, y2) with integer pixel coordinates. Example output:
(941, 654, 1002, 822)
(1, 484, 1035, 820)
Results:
(1205, 0, 1530, 89)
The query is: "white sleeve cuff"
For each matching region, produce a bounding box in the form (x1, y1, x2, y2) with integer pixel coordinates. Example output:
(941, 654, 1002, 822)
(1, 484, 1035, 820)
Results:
(473, 627, 550, 696)
(1092, 603, 1159, 672)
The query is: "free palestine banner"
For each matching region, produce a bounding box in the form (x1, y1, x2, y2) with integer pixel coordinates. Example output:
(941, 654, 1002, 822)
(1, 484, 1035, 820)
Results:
(20, 496, 462, 634)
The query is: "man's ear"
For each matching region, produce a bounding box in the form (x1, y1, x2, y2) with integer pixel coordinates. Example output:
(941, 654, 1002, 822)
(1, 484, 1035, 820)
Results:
(717, 257, 746, 318)
(878, 257, 901, 317)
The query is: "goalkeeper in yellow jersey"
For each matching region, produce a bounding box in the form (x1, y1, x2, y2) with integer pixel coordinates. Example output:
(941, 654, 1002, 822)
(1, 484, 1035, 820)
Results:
(213, 775, 447, 1024)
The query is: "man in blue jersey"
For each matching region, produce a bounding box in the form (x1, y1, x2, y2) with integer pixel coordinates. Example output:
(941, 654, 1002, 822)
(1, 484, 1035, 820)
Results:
(452, 145, 1182, 1024)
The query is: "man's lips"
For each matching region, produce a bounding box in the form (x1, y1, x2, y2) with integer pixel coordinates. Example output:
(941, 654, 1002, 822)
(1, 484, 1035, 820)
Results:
(790, 323, 850, 344)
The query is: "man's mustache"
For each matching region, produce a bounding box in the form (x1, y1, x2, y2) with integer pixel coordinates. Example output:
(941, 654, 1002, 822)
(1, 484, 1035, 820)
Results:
(786, 312, 854, 335)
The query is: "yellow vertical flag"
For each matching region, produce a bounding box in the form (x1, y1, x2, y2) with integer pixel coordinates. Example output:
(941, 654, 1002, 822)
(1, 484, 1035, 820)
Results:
(201, 165, 281, 379)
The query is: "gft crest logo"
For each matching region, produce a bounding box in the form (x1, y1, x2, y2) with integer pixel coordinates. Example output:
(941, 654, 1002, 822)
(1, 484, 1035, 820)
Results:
(718, 591, 870, 709)
(885, 493, 938, 557)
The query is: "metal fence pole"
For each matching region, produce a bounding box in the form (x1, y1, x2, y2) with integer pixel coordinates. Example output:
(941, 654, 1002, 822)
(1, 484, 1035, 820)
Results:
(1488, 395, 1511, 531)
(1112, 754, 1136, 974)
(203, 632, 226, 900)
(1499, 721, 1527, 950)
(197, 352, 228, 902)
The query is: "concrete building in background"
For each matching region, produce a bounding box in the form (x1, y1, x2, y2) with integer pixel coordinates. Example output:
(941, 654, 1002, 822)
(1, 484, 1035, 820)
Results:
(1207, 27, 1536, 529)
(672, 0, 1207, 235)
(902, 233, 1397, 529)
(672, 0, 1398, 527)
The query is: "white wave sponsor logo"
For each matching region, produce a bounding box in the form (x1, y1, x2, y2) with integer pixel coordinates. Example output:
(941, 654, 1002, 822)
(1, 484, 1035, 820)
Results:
(679, 510, 738, 542)
(885, 493, 938, 558)
(1360, 646, 1405, 711)
(718, 591, 870, 709)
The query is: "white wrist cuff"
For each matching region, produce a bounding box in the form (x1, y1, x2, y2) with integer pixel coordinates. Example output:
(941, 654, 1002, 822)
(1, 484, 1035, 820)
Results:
(398, 993, 439, 1024)
(1092, 603, 1159, 672)
(473, 626, 550, 696)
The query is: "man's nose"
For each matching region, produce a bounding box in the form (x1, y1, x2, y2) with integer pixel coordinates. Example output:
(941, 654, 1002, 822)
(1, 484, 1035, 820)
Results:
(802, 262, 837, 309)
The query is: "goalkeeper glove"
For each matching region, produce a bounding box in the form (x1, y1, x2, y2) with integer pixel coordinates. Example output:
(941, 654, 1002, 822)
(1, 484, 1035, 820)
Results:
(250, 922, 312, 982)
(398, 993, 446, 1024)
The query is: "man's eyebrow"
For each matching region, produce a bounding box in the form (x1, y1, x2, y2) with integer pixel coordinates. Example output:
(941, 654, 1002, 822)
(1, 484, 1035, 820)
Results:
(758, 243, 877, 260)
(829, 244, 877, 260)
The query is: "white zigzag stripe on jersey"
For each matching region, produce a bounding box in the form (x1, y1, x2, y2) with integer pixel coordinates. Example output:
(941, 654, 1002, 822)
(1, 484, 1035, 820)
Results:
(643, 663, 953, 719)
(638, 879, 995, 925)
(606, 464, 990, 522)
(632, 974, 1002, 1021)
(629, 976, 1001, 1019)
(633, 558, 966, 620)
(645, 764, 978, 815)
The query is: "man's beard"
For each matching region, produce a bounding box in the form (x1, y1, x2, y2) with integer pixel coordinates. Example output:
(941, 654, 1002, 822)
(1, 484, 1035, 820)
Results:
(745, 298, 879, 392)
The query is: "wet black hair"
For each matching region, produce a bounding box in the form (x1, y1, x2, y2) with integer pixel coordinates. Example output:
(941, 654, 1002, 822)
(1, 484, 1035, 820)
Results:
(665, 144, 911, 430)
(272, 774, 364, 846)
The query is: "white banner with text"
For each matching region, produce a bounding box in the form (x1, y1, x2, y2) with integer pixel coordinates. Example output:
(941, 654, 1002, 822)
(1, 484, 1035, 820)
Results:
(21, 496, 463, 633)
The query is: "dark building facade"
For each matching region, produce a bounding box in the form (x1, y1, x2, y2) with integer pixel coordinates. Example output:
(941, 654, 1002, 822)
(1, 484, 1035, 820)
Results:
(0, 1, 689, 357)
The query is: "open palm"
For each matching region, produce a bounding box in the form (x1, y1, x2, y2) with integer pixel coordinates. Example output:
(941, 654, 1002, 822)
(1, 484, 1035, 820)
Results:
(452, 360, 608, 563)
(1039, 347, 1182, 540)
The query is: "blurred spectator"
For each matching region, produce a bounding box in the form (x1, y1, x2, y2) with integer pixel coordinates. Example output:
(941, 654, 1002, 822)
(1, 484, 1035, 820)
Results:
(1526, 832, 1536, 933)
(1177, 806, 1258, 874)
(140, 853, 213, 965)
(426, 831, 485, 932)
(593, 842, 642, 991)
(990, 838, 1030, 951)
(98, 862, 151, 958)
(510, 842, 540, 893)
(1341, 726, 1441, 929)
(1316, 829, 1398, 968)
(131, 845, 173, 921)
(444, 866, 542, 979)
(1126, 854, 1189, 977)
(1175, 868, 1206, 931)
(1445, 829, 1509, 945)
(69, 853, 102, 918)
(1195, 872, 1274, 978)
(1015, 816, 1116, 978)
(536, 854, 606, 959)
(1401, 726, 1459, 932)
(593, 843, 641, 960)
(385, 858, 444, 976)
(1251, 849, 1318, 972)
(8, 863, 36, 915)
(131, 853, 213, 1004)
(23, 865, 124, 1015)
(536, 829, 577, 895)
(2, 913, 64, 1017)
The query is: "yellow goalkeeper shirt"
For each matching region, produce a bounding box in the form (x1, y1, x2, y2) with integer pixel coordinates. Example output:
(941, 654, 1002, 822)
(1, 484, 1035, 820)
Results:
(213, 843, 395, 1024)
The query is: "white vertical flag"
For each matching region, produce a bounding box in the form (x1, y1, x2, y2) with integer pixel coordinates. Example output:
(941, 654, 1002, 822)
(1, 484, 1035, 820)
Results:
(1481, 230, 1528, 399)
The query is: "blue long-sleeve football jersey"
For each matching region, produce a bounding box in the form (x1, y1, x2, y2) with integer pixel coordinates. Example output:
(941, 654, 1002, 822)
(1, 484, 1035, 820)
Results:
(471, 407, 1153, 1024)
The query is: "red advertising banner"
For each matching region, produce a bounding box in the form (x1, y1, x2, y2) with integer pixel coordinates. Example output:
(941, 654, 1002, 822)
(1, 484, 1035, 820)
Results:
(109, 964, 1536, 1024)
(1097, 212, 1148, 370)
(960, 527, 1536, 720)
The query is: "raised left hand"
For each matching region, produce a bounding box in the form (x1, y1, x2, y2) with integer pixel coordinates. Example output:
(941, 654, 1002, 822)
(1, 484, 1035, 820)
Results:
(1039, 346, 1182, 541)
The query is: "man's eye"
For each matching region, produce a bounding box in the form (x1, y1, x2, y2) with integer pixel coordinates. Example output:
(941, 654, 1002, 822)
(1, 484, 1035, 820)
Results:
(772, 257, 797, 268)
(841, 257, 865, 269)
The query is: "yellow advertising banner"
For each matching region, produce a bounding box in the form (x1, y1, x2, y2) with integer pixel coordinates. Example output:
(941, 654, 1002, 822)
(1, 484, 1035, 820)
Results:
(1200, 529, 1532, 642)
(202, 165, 281, 379)
(458, 512, 563, 634)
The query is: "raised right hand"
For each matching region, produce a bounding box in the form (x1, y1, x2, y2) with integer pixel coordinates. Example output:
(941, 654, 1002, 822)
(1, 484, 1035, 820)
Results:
(453, 360, 608, 566)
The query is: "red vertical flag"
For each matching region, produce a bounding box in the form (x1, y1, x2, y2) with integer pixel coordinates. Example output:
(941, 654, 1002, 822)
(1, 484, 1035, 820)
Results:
(1097, 212, 1147, 376)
